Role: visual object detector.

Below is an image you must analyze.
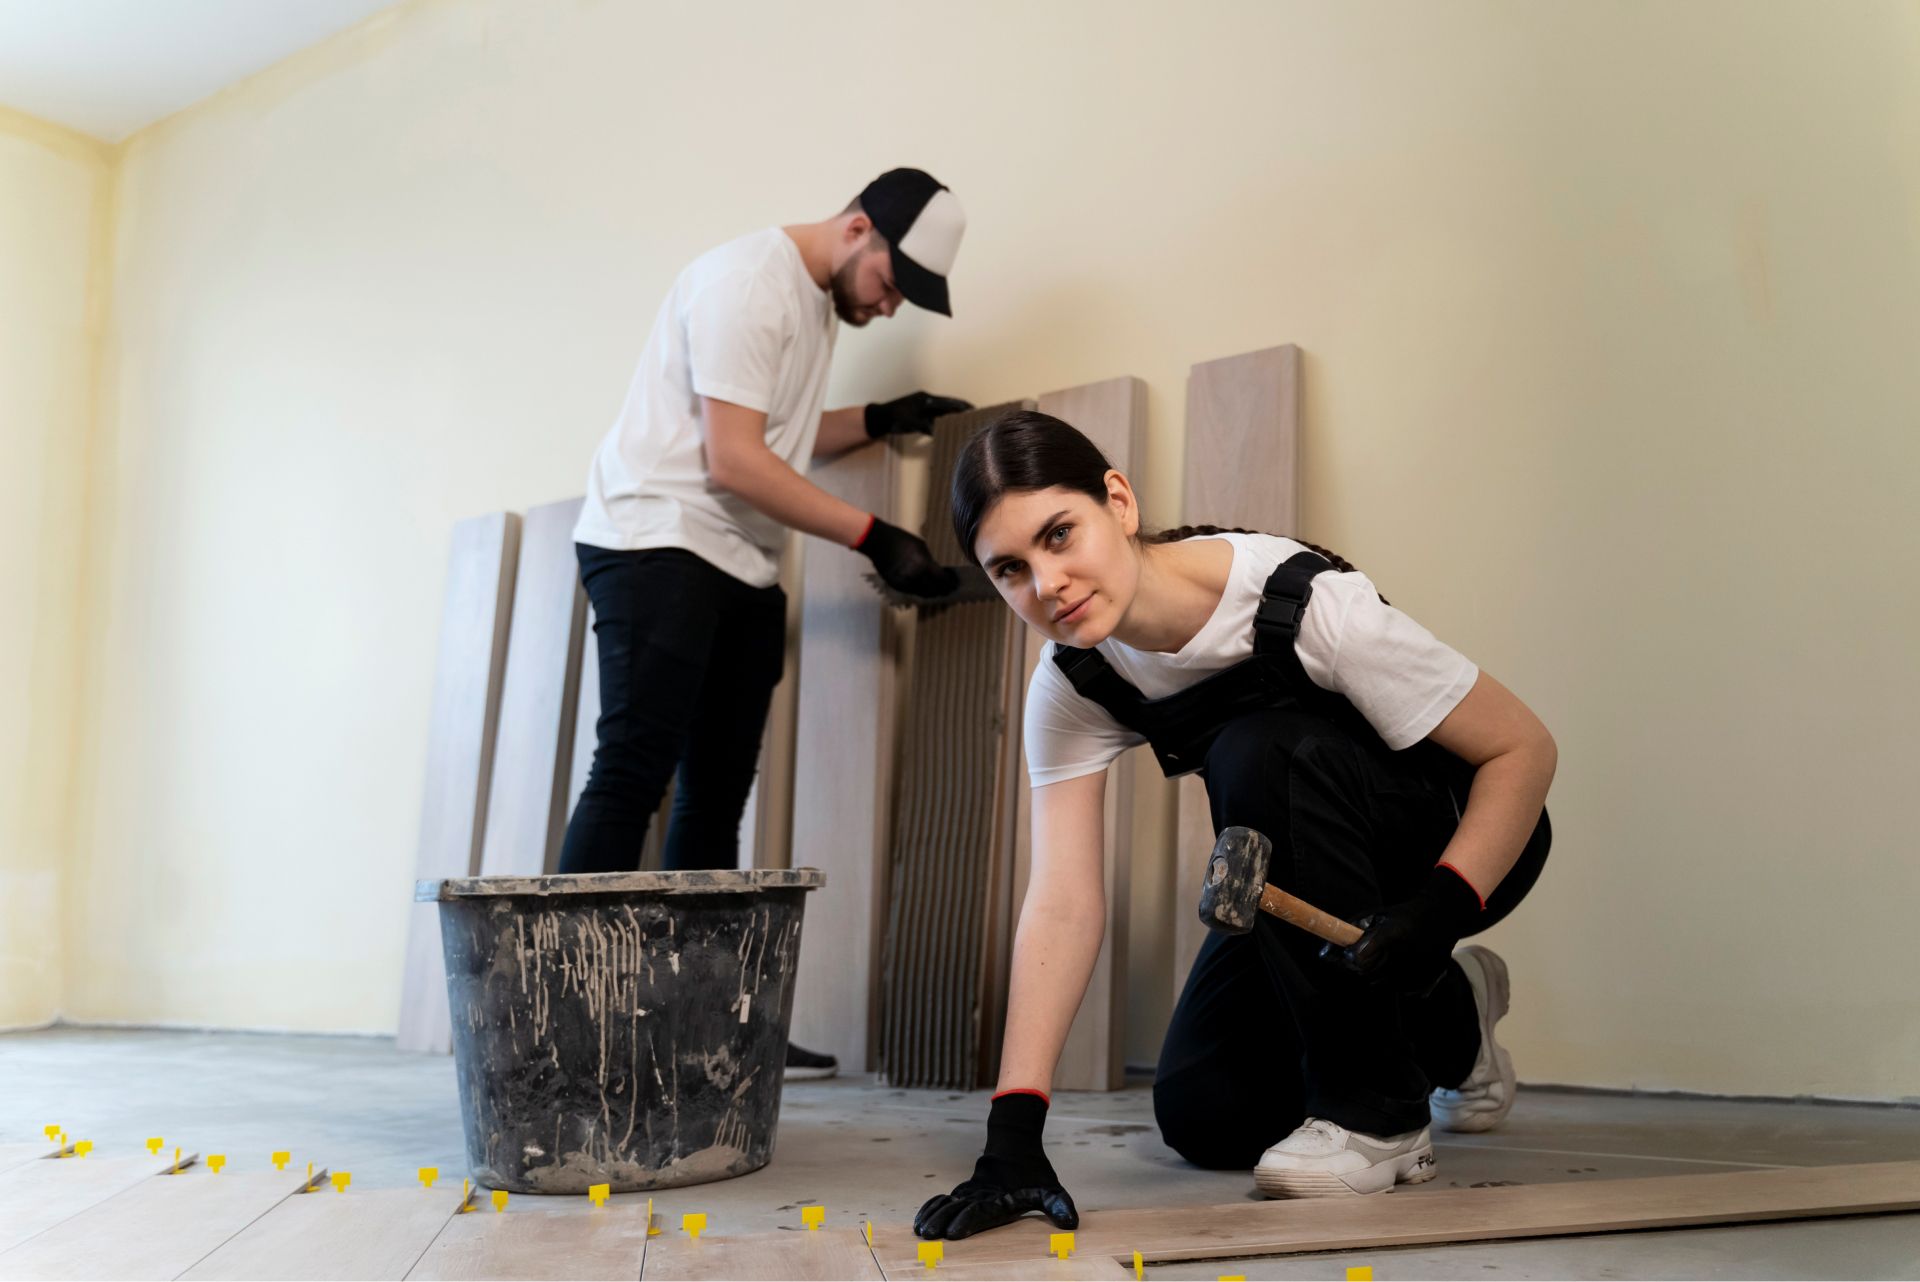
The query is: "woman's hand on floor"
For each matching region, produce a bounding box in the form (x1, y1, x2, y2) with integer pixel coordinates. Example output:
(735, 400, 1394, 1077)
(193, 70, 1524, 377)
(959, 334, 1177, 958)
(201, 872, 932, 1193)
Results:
(914, 1091, 1079, 1240)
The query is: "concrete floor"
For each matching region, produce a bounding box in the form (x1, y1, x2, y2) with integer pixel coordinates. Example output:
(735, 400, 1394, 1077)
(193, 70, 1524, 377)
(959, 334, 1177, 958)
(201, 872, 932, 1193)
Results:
(3, 1026, 1917, 1278)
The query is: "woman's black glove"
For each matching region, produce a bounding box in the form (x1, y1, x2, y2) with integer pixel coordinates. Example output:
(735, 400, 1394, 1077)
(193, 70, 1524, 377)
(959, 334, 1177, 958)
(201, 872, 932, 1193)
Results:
(1323, 864, 1483, 994)
(915, 1091, 1078, 1241)
(865, 391, 973, 438)
(854, 517, 958, 598)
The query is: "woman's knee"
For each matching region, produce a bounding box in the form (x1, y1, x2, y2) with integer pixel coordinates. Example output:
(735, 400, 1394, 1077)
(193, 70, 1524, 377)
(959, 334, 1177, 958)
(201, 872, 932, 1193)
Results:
(1208, 708, 1344, 778)
(1206, 713, 1284, 780)
(1203, 712, 1343, 832)
(1153, 1075, 1276, 1170)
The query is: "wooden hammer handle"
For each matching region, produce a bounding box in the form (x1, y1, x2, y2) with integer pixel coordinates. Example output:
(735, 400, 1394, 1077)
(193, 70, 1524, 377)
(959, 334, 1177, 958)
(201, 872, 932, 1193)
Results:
(1259, 883, 1363, 947)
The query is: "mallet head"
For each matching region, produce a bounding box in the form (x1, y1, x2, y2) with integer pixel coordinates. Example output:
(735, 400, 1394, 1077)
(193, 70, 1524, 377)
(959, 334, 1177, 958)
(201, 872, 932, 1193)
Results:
(1196, 826, 1273, 935)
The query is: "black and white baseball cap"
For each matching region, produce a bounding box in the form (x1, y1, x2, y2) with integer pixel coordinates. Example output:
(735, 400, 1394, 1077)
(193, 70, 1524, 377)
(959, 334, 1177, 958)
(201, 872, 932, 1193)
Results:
(858, 168, 966, 316)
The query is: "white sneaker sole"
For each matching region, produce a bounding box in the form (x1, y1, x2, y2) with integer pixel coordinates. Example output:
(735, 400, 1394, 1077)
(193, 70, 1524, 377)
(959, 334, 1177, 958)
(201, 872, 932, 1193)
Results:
(1254, 1143, 1437, 1198)
(783, 1066, 837, 1082)
(1434, 944, 1515, 1133)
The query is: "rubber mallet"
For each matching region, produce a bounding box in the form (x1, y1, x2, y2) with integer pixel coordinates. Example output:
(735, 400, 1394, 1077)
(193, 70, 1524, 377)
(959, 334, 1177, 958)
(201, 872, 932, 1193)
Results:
(1196, 826, 1363, 946)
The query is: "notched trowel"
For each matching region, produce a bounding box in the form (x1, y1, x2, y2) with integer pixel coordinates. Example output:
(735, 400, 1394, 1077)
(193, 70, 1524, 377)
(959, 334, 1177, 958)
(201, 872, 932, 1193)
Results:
(863, 564, 1000, 613)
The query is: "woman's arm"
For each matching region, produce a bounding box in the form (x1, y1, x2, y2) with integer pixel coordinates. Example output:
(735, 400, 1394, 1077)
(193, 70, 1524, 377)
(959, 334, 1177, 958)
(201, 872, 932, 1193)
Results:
(994, 768, 1110, 1094)
(1423, 669, 1558, 898)
(1328, 669, 1556, 989)
(915, 766, 1107, 1242)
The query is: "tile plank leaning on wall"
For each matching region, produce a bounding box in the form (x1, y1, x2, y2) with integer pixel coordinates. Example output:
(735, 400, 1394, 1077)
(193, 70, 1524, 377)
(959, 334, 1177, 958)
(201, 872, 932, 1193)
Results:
(1171, 346, 1301, 1000)
(787, 439, 909, 1071)
(478, 497, 590, 879)
(396, 512, 520, 1054)
(1009, 377, 1149, 1091)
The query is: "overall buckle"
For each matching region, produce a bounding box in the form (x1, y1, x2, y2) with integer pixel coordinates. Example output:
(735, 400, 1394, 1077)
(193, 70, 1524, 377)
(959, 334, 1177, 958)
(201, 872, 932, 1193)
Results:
(1254, 595, 1303, 636)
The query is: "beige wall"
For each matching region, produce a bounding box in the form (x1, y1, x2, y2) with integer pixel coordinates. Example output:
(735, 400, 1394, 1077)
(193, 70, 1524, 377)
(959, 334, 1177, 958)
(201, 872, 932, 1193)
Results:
(45, 0, 1920, 1095)
(0, 109, 112, 1028)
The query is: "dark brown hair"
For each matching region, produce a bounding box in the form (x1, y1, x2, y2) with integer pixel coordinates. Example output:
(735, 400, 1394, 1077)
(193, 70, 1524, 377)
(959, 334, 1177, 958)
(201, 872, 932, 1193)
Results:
(950, 408, 1371, 584)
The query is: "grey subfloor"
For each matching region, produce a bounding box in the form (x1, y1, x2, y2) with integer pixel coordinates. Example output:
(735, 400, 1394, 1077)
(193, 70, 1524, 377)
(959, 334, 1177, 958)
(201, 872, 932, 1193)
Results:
(3, 1027, 1917, 1278)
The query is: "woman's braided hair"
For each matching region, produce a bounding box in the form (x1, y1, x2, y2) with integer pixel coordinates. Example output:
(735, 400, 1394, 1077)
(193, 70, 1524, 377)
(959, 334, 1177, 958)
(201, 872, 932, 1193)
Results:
(1142, 525, 1383, 602)
(952, 409, 1379, 597)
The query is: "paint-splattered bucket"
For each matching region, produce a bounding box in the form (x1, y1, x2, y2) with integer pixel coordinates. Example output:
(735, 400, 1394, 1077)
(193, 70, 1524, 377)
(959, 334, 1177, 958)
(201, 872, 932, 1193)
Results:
(417, 868, 824, 1194)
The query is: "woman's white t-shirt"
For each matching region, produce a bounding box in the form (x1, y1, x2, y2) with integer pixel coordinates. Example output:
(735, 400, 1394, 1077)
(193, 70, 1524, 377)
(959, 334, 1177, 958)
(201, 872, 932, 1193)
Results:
(1022, 533, 1480, 787)
(573, 228, 838, 588)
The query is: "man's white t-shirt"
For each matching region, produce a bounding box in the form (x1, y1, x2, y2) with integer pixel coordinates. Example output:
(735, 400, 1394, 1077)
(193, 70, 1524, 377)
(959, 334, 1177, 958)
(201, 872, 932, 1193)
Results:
(1023, 533, 1480, 787)
(573, 228, 838, 588)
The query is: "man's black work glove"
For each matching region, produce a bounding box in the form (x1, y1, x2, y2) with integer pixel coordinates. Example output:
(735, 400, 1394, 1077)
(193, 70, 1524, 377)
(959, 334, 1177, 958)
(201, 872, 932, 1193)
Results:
(865, 391, 973, 439)
(1323, 863, 1483, 994)
(916, 1091, 1078, 1241)
(854, 516, 959, 598)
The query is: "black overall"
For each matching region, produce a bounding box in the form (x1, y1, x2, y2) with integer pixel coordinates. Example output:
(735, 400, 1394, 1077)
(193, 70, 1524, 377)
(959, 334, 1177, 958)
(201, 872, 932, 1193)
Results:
(1053, 550, 1551, 1161)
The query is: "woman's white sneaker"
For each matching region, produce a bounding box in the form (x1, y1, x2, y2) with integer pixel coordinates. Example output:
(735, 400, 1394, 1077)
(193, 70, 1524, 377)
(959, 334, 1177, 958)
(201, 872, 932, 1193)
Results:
(1430, 944, 1516, 1133)
(1253, 1118, 1436, 1198)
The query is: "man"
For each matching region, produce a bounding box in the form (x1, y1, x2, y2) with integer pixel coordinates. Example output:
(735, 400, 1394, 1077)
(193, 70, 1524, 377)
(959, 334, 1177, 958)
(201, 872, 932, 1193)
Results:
(563, 168, 971, 1079)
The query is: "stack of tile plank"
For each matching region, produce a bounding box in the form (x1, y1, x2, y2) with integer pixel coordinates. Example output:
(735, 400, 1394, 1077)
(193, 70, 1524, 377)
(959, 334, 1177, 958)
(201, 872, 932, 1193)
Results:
(793, 394, 1153, 1087)
(877, 403, 1030, 1089)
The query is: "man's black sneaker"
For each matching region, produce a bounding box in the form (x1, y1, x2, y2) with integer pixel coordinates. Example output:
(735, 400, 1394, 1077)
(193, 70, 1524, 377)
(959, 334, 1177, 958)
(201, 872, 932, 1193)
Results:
(784, 1040, 839, 1081)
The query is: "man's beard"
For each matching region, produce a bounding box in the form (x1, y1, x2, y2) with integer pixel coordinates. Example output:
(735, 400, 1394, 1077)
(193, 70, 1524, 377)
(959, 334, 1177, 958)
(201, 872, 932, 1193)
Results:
(830, 253, 874, 326)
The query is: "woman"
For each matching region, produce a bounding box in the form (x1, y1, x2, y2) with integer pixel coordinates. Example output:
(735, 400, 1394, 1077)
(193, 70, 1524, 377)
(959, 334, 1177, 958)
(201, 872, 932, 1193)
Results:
(915, 411, 1555, 1241)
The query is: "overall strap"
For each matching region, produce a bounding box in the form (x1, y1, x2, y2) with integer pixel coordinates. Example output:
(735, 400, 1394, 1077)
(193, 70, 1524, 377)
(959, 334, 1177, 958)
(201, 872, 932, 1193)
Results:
(1046, 548, 1343, 777)
(1252, 549, 1332, 656)
(1050, 644, 1155, 737)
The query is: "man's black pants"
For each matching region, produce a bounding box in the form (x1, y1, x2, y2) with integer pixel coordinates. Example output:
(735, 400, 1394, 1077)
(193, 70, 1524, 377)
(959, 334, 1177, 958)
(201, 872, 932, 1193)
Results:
(1154, 706, 1551, 1165)
(558, 545, 786, 875)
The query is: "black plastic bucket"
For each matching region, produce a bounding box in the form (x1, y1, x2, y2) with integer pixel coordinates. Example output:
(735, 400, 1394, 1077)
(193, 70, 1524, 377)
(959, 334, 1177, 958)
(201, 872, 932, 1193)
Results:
(416, 868, 824, 1194)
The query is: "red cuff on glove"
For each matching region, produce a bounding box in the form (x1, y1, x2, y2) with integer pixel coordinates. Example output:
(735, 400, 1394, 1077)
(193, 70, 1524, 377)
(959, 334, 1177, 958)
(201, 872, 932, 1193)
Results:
(1435, 860, 1486, 911)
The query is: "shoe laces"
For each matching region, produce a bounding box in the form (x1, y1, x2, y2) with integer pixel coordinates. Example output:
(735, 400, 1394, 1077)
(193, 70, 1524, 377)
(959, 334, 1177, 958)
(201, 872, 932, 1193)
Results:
(1299, 1117, 1345, 1144)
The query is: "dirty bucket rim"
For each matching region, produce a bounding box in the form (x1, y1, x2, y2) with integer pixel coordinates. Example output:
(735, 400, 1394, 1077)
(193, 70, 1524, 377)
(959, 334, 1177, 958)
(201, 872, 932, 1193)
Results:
(415, 867, 826, 902)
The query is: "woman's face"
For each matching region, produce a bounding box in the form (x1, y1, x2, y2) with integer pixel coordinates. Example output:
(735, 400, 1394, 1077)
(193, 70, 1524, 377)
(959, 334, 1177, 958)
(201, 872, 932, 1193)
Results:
(972, 475, 1140, 647)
